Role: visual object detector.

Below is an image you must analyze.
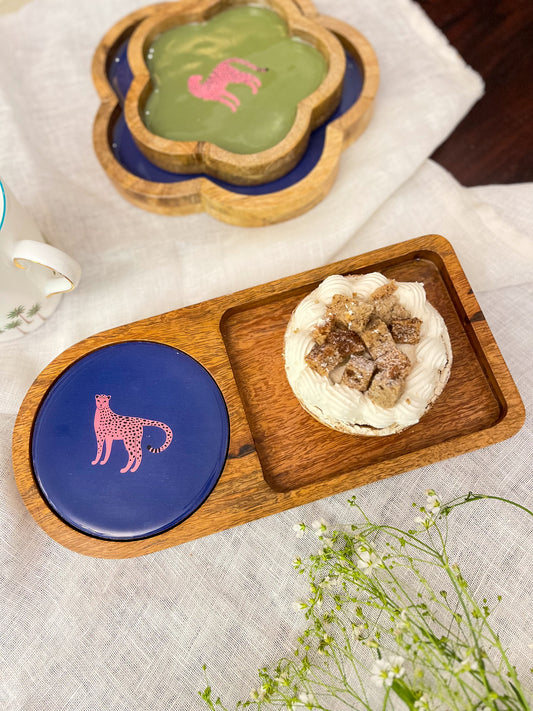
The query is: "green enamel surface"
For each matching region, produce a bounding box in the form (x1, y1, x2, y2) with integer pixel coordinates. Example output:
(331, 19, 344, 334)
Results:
(143, 7, 328, 154)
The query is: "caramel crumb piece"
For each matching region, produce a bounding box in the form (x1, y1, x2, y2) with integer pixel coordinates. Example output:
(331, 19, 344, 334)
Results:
(341, 355, 375, 391)
(327, 328, 366, 357)
(390, 318, 422, 344)
(305, 342, 345, 376)
(373, 295, 410, 325)
(312, 316, 335, 345)
(367, 371, 405, 408)
(328, 294, 374, 333)
(360, 317, 396, 359)
(375, 347, 412, 379)
(369, 281, 398, 301)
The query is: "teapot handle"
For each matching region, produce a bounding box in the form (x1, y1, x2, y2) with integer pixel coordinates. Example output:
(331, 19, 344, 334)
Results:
(12, 240, 81, 297)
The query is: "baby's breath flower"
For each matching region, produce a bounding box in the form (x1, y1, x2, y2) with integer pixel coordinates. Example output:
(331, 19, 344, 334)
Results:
(311, 518, 328, 536)
(320, 575, 336, 589)
(414, 693, 430, 709)
(415, 514, 432, 528)
(393, 608, 410, 633)
(202, 492, 532, 711)
(370, 659, 391, 687)
(351, 623, 365, 640)
(426, 494, 441, 516)
(356, 548, 380, 574)
(415, 490, 442, 528)
(389, 655, 405, 681)
(292, 599, 308, 611)
(293, 522, 307, 538)
(297, 690, 316, 706)
(454, 653, 478, 673)
(275, 671, 290, 687)
(370, 655, 405, 687)
(250, 685, 267, 701)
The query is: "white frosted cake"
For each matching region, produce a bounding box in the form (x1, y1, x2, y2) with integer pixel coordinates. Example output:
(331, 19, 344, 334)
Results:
(284, 272, 452, 436)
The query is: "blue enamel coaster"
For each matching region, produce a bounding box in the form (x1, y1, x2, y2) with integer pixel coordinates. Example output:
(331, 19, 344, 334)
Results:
(31, 341, 230, 541)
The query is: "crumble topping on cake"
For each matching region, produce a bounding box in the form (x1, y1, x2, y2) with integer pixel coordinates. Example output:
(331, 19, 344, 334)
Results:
(304, 280, 422, 408)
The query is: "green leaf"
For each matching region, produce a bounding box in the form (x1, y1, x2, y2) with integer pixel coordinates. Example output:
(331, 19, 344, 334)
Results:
(391, 679, 417, 709)
(510, 681, 530, 710)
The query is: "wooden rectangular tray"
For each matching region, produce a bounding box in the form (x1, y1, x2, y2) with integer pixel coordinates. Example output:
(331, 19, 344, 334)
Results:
(12, 235, 525, 558)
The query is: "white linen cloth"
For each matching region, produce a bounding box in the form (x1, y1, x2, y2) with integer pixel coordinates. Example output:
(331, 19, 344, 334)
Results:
(0, 0, 532, 709)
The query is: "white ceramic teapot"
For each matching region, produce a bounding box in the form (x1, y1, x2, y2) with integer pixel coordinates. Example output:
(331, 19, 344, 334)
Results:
(0, 177, 81, 343)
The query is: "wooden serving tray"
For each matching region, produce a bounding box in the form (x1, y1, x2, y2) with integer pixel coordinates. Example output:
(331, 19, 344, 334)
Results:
(12, 235, 524, 558)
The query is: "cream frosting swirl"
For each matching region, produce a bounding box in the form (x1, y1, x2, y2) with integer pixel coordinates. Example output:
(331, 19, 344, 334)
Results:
(284, 273, 451, 432)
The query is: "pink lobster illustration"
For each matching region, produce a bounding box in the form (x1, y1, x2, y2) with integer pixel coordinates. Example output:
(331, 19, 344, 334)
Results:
(187, 57, 268, 113)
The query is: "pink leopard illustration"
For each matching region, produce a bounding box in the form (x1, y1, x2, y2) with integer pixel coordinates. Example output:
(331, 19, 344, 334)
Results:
(92, 394, 173, 473)
(187, 57, 267, 112)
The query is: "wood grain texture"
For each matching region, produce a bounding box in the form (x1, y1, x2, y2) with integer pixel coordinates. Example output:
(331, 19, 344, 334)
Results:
(414, 0, 533, 185)
(12, 235, 524, 558)
(91, 1, 379, 225)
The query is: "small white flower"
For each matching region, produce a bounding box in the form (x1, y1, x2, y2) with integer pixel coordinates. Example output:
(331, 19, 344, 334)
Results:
(394, 609, 410, 636)
(399, 608, 410, 626)
(311, 518, 328, 536)
(250, 685, 267, 701)
(293, 522, 306, 538)
(370, 659, 391, 687)
(415, 513, 435, 529)
(414, 693, 430, 709)
(426, 494, 441, 515)
(292, 599, 308, 611)
(351, 623, 364, 640)
(454, 653, 478, 673)
(320, 575, 338, 589)
(357, 548, 380, 574)
(297, 690, 316, 705)
(370, 655, 405, 688)
(415, 490, 441, 527)
(389, 655, 405, 681)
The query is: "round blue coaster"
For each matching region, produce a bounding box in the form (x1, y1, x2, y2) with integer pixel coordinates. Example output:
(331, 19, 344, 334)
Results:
(31, 341, 230, 541)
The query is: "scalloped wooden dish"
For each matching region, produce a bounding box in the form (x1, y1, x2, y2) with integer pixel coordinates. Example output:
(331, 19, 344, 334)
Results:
(13, 236, 524, 558)
(91, 0, 379, 225)
(125, 0, 346, 185)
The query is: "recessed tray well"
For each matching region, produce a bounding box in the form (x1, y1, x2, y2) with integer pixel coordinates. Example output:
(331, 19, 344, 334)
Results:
(12, 236, 524, 558)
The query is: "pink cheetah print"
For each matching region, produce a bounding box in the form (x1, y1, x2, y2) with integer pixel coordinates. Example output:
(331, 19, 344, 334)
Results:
(92, 394, 173, 473)
(187, 57, 267, 112)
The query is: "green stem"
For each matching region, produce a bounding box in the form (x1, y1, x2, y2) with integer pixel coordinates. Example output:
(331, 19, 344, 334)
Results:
(442, 493, 533, 519)
(381, 685, 391, 711)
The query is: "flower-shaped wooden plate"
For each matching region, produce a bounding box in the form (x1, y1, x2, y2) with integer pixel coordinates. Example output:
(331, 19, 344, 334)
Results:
(125, 0, 346, 185)
(91, 0, 379, 225)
